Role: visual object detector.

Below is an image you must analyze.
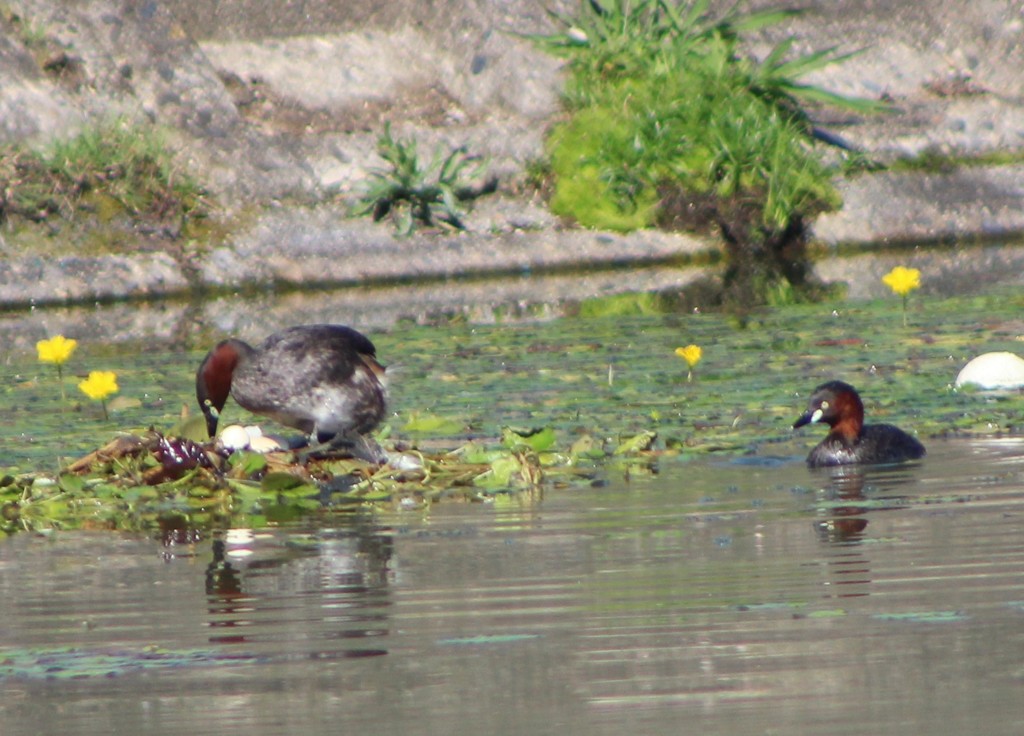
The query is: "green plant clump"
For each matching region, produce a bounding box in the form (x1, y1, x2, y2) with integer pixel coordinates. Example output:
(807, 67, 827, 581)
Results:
(532, 0, 883, 303)
(0, 120, 208, 237)
(354, 123, 497, 235)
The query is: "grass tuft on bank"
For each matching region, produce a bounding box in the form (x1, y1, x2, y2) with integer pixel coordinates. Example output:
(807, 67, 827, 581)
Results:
(0, 120, 209, 243)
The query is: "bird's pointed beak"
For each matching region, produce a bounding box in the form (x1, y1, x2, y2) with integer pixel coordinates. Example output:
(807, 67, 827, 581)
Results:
(793, 407, 823, 430)
(202, 401, 221, 438)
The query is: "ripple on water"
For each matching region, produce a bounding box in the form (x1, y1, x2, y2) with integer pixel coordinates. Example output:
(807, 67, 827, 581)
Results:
(2, 441, 1024, 733)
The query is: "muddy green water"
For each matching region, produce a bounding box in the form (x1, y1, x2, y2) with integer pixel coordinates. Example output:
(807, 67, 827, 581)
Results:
(3, 283, 1022, 471)
(1, 281, 1023, 734)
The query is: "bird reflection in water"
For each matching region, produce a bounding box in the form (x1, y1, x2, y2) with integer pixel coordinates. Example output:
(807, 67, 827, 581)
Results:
(204, 525, 393, 657)
(205, 538, 248, 645)
(815, 465, 871, 544)
(814, 464, 918, 600)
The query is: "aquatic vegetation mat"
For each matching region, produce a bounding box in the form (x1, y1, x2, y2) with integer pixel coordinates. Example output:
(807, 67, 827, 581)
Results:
(0, 424, 660, 536)
(2, 281, 1022, 535)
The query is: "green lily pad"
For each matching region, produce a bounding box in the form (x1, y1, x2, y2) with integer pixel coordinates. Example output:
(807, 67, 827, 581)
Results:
(0, 646, 262, 680)
(872, 610, 968, 624)
(229, 451, 267, 475)
(436, 634, 541, 646)
(613, 430, 658, 455)
(260, 472, 310, 493)
(501, 426, 556, 452)
(403, 412, 466, 434)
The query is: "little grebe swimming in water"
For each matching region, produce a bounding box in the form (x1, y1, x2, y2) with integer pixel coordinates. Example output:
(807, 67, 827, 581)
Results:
(196, 324, 388, 461)
(792, 380, 925, 467)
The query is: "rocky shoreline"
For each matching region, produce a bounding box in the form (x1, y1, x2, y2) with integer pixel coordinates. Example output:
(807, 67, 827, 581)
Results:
(0, 0, 1022, 317)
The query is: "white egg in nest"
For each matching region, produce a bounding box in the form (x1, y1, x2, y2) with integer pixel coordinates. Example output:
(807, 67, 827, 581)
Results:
(217, 425, 280, 452)
(217, 424, 252, 451)
(248, 435, 283, 453)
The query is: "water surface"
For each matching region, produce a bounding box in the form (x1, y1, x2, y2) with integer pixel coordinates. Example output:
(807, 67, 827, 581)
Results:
(2, 438, 1023, 735)
(1, 272, 1023, 734)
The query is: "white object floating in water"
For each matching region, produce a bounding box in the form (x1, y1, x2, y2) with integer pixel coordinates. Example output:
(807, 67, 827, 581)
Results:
(955, 352, 1024, 390)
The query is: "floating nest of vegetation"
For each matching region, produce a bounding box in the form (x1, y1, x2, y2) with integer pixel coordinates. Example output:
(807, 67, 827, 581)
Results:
(0, 423, 661, 536)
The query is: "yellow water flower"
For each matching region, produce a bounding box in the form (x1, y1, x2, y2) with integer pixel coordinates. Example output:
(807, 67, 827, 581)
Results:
(882, 266, 921, 326)
(79, 371, 119, 401)
(882, 266, 921, 297)
(37, 335, 78, 365)
(38, 334, 78, 402)
(675, 344, 702, 368)
(675, 344, 702, 382)
(79, 370, 119, 419)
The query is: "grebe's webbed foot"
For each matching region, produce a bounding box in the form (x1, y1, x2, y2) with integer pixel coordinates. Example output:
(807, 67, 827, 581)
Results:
(296, 431, 387, 465)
